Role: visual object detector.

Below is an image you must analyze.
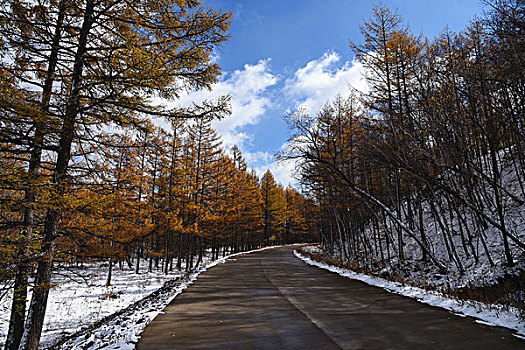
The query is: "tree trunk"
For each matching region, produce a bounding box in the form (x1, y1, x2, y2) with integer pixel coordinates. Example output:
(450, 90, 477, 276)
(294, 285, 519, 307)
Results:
(6, 2, 66, 347)
(19, 210, 59, 350)
(6, 260, 29, 350)
(489, 143, 513, 266)
(19, 2, 94, 348)
(135, 244, 141, 274)
(106, 258, 113, 287)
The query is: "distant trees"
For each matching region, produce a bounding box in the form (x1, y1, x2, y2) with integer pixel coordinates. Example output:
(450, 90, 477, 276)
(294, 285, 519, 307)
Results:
(283, 1, 524, 276)
(261, 170, 280, 245)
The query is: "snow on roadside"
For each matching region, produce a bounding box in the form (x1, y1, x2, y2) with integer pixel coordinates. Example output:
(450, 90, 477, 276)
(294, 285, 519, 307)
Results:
(0, 260, 192, 349)
(50, 246, 281, 350)
(293, 249, 525, 338)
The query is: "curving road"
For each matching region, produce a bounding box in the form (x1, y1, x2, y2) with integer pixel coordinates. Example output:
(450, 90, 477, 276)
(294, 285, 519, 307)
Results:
(137, 246, 523, 349)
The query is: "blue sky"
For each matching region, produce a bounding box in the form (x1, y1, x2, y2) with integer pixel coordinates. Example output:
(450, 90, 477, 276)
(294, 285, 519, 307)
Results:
(183, 0, 484, 186)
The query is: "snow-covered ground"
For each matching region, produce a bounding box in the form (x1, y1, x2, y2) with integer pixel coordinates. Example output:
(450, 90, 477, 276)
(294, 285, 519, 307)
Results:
(371, 161, 525, 291)
(0, 246, 279, 349)
(317, 149, 525, 308)
(294, 247, 525, 340)
(0, 259, 197, 348)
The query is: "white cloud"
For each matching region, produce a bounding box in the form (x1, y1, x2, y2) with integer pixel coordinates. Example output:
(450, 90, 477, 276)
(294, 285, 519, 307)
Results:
(235, 149, 296, 187)
(243, 150, 272, 165)
(175, 59, 278, 149)
(254, 158, 297, 188)
(285, 51, 367, 113)
(271, 52, 368, 187)
(250, 141, 298, 187)
(270, 159, 297, 187)
(155, 52, 367, 188)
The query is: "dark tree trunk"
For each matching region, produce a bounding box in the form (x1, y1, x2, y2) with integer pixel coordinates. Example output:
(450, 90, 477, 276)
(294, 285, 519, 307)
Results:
(19, 2, 94, 348)
(106, 258, 113, 287)
(135, 244, 141, 274)
(6, 2, 66, 348)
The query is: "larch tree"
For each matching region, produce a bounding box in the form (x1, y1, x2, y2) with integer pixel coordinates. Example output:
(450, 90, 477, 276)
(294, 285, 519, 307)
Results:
(185, 117, 222, 269)
(283, 1, 524, 287)
(260, 170, 282, 245)
(1, 1, 232, 348)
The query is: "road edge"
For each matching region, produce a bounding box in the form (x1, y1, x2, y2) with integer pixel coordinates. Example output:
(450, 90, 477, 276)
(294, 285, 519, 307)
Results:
(293, 249, 525, 340)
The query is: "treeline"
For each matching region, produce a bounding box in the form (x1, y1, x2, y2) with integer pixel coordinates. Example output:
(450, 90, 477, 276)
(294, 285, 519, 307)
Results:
(284, 1, 524, 274)
(2, 114, 317, 281)
(0, 1, 317, 349)
(53, 122, 317, 277)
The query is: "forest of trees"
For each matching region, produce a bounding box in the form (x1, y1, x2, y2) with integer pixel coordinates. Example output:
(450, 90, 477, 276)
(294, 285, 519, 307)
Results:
(284, 0, 524, 276)
(1, 0, 524, 348)
(0, 1, 318, 349)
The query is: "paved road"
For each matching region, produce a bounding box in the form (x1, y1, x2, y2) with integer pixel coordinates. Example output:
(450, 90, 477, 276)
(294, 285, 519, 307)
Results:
(137, 246, 523, 349)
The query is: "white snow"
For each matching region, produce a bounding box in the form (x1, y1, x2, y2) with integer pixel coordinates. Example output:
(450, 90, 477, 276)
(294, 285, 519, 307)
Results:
(294, 249, 525, 338)
(313, 150, 525, 313)
(0, 260, 191, 348)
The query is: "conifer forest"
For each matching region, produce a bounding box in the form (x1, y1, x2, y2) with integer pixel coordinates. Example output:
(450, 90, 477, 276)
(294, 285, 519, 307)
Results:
(0, 0, 524, 349)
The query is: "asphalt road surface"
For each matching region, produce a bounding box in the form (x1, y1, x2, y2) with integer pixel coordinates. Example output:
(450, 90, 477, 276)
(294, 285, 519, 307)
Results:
(137, 246, 524, 349)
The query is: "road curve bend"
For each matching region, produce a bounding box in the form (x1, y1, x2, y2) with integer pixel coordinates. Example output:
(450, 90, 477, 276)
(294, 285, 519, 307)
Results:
(137, 246, 523, 349)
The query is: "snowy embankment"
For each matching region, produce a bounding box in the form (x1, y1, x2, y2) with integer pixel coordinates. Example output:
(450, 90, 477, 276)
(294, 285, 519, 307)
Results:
(0, 246, 278, 350)
(311, 148, 525, 315)
(294, 248, 525, 339)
